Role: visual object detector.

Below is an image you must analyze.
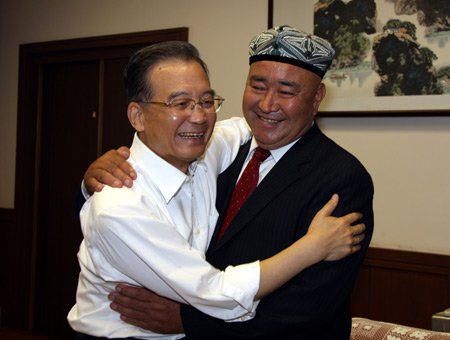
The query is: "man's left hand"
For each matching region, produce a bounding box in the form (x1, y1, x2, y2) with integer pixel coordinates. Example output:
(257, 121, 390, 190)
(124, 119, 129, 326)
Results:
(109, 284, 184, 334)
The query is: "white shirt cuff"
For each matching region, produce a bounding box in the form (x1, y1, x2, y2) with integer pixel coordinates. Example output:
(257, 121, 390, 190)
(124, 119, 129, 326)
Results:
(222, 260, 261, 322)
(81, 180, 91, 200)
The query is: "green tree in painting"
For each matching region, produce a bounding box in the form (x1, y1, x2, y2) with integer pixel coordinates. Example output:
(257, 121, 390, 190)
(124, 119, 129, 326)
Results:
(392, 0, 450, 35)
(382, 19, 417, 40)
(314, 0, 376, 69)
(314, 0, 447, 96)
(373, 21, 442, 96)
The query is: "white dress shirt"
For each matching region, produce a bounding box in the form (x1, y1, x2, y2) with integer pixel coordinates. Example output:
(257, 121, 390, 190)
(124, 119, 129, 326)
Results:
(68, 118, 260, 339)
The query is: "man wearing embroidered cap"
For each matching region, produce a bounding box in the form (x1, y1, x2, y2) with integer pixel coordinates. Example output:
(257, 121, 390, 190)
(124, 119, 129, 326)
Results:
(172, 25, 373, 339)
(83, 26, 374, 339)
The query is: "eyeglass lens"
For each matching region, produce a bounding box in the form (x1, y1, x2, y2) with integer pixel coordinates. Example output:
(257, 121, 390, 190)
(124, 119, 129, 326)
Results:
(171, 97, 223, 116)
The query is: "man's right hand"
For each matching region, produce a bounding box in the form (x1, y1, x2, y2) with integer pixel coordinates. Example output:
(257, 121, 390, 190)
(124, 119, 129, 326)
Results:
(306, 194, 365, 261)
(108, 285, 183, 334)
(84, 146, 137, 195)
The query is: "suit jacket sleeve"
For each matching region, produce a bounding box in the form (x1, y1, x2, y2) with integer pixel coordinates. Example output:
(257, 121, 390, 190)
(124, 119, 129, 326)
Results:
(180, 124, 374, 339)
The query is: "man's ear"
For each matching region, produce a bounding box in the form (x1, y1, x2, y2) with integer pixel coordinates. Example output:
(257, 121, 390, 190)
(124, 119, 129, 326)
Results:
(312, 83, 326, 116)
(127, 102, 145, 132)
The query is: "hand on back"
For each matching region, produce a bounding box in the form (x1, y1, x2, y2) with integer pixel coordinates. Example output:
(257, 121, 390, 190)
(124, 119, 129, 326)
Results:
(84, 146, 136, 195)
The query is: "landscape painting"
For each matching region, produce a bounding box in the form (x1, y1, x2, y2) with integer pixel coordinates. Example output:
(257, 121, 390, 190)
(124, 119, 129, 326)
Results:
(312, 0, 450, 113)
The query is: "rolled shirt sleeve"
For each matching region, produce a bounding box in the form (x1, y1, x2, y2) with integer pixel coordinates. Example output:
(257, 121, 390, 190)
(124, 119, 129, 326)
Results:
(86, 197, 260, 320)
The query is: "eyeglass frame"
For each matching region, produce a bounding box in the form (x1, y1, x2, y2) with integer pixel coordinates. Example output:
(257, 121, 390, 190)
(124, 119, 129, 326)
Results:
(136, 95, 225, 116)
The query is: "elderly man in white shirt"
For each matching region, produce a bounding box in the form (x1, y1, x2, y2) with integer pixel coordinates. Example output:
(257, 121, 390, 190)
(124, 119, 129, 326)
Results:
(68, 41, 365, 340)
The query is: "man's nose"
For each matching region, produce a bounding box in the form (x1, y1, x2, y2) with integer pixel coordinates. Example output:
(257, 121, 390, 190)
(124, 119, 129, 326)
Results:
(188, 105, 208, 123)
(258, 91, 278, 113)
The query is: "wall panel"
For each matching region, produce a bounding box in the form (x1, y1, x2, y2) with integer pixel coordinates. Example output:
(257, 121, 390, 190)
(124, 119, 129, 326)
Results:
(351, 247, 450, 329)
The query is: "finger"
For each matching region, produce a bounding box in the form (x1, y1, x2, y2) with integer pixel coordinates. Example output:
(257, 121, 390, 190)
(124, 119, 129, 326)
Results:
(116, 146, 131, 160)
(109, 292, 144, 311)
(341, 212, 363, 225)
(115, 147, 136, 182)
(110, 300, 148, 320)
(119, 314, 152, 330)
(116, 284, 157, 301)
(87, 169, 123, 189)
(351, 223, 366, 236)
(351, 244, 361, 253)
(85, 178, 105, 194)
(115, 165, 136, 187)
(317, 194, 339, 217)
(102, 166, 133, 188)
(352, 233, 365, 245)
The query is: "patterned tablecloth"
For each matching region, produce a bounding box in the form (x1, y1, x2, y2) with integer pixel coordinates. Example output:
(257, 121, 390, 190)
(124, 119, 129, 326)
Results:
(351, 318, 450, 340)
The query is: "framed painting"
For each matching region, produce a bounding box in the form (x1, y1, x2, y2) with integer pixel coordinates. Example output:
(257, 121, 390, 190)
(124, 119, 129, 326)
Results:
(269, 0, 450, 116)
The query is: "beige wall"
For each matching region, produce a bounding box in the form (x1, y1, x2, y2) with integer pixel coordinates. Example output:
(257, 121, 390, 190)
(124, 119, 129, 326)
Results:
(1, 0, 449, 255)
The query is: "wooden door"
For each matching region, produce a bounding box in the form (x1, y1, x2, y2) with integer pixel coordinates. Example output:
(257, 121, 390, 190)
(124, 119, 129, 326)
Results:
(33, 60, 100, 338)
(102, 57, 134, 152)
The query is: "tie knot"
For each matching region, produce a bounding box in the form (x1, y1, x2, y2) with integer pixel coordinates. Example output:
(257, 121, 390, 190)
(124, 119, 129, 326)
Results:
(253, 147, 271, 162)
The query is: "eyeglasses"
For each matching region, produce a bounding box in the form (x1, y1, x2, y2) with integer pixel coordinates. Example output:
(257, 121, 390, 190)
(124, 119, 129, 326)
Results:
(138, 96, 225, 116)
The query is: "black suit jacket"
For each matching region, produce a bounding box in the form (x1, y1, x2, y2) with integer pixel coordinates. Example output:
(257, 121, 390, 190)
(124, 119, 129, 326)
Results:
(180, 122, 374, 339)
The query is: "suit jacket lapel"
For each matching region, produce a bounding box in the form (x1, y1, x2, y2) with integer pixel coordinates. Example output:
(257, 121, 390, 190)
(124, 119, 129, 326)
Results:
(208, 141, 251, 247)
(209, 122, 324, 255)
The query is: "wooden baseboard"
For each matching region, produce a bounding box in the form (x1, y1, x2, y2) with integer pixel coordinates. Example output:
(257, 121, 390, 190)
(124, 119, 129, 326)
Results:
(351, 247, 450, 330)
(0, 328, 57, 340)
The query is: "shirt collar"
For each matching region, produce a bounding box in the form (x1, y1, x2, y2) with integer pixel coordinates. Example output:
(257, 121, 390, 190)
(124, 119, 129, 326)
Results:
(130, 133, 199, 203)
(247, 121, 314, 161)
(248, 137, 299, 163)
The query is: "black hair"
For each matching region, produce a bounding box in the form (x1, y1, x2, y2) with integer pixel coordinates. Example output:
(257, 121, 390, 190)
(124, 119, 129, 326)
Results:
(124, 41, 209, 103)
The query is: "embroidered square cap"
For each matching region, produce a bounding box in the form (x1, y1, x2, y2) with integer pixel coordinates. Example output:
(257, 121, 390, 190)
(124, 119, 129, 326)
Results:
(249, 25, 335, 78)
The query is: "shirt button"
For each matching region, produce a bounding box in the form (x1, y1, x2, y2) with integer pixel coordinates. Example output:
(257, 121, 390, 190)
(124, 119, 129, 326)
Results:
(196, 229, 200, 234)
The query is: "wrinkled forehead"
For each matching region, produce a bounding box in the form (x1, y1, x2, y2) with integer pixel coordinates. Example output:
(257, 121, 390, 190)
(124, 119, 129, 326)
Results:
(148, 60, 212, 97)
(148, 59, 208, 80)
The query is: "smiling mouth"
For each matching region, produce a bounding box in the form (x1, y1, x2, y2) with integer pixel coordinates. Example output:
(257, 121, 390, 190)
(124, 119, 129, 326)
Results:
(179, 132, 204, 138)
(259, 115, 280, 123)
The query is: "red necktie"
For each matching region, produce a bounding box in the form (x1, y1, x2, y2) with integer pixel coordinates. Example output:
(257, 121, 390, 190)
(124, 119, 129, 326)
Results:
(217, 147, 271, 240)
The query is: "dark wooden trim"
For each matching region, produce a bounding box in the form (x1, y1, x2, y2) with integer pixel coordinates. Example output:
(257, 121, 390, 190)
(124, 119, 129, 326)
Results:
(317, 110, 450, 117)
(0, 328, 57, 340)
(351, 247, 450, 330)
(23, 28, 188, 51)
(268, 0, 273, 29)
(365, 247, 450, 270)
(20, 28, 188, 67)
